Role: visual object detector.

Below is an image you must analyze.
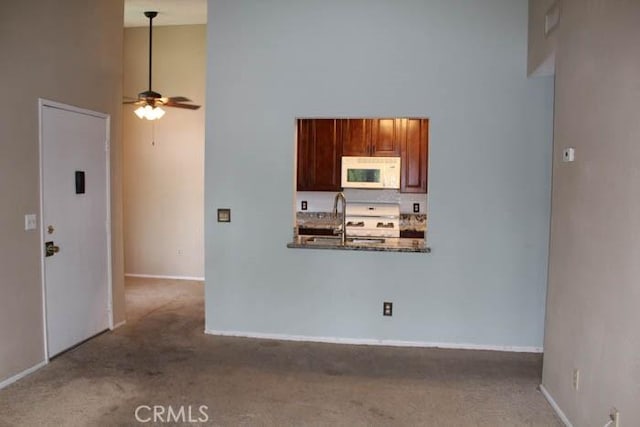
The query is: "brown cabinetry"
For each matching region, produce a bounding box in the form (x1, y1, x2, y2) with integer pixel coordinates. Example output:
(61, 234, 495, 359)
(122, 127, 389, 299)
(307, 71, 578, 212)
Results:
(341, 118, 401, 157)
(297, 118, 428, 193)
(341, 119, 370, 156)
(296, 119, 342, 191)
(370, 119, 401, 156)
(399, 118, 429, 193)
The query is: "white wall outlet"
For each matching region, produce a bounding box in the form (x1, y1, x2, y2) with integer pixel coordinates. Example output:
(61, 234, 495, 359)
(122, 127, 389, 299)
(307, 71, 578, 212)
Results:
(563, 147, 575, 163)
(572, 368, 580, 390)
(24, 214, 37, 231)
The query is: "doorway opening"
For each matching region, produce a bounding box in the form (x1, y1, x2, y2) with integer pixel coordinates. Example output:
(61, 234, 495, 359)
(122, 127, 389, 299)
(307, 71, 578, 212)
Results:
(121, 11, 206, 324)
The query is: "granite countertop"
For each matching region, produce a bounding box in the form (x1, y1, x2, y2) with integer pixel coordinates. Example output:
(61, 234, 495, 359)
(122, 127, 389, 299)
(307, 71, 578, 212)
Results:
(287, 236, 430, 253)
(296, 212, 427, 232)
(291, 212, 429, 253)
(296, 212, 340, 229)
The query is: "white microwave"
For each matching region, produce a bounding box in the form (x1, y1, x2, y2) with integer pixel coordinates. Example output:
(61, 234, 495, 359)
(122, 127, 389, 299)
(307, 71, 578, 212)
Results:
(341, 156, 401, 189)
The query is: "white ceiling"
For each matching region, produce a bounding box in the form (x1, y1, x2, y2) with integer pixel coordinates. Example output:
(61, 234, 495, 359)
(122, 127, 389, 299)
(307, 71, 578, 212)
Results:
(124, 0, 207, 27)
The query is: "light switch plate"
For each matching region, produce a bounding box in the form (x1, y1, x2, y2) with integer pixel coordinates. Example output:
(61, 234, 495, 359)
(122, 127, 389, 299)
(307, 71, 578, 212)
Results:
(25, 214, 37, 231)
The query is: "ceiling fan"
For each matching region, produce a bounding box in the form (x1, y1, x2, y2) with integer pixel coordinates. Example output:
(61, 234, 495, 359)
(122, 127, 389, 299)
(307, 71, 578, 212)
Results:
(124, 11, 200, 120)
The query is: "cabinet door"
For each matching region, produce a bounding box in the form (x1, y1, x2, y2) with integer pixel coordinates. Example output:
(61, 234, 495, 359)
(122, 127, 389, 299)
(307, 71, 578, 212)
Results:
(341, 119, 371, 156)
(296, 119, 311, 190)
(400, 118, 428, 193)
(296, 119, 342, 191)
(371, 118, 401, 156)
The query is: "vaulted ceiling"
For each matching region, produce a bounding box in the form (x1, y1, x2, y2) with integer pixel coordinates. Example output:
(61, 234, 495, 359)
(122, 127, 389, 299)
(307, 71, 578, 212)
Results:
(124, 0, 207, 27)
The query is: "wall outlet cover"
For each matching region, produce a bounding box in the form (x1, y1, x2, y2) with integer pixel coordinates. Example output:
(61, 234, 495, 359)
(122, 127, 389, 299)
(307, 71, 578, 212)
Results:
(413, 203, 420, 213)
(301, 201, 308, 211)
(383, 302, 393, 316)
(563, 147, 575, 162)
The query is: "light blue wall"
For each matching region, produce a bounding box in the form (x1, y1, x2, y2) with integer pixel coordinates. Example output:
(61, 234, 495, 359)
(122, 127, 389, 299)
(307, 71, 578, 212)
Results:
(205, 0, 554, 348)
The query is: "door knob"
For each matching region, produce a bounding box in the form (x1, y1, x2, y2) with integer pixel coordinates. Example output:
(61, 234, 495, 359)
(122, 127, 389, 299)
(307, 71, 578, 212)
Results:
(45, 241, 60, 257)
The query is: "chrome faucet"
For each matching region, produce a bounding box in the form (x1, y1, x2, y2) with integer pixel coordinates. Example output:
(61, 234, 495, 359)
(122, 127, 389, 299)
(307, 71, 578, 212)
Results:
(333, 192, 347, 245)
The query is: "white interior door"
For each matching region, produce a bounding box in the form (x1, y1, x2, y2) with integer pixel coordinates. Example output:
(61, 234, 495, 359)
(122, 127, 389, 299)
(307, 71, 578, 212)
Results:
(41, 102, 111, 358)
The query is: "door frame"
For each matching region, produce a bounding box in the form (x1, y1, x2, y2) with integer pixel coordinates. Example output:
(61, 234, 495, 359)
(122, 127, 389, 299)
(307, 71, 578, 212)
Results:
(38, 98, 113, 361)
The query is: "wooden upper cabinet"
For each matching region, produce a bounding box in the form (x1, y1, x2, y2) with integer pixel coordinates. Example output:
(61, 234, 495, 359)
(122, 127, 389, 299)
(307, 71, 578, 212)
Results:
(296, 119, 342, 191)
(400, 118, 429, 193)
(341, 119, 370, 156)
(342, 118, 400, 157)
(297, 118, 428, 194)
(371, 119, 401, 156)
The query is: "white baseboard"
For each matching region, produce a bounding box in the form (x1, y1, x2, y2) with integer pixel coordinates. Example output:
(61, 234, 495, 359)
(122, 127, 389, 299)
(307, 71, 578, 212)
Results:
(125, 273, 205, 281)
(540, 384, 573, 427)
(0, 360, 47, 390)
(204, 330, 543, 353)
(111, 320, 127, 330)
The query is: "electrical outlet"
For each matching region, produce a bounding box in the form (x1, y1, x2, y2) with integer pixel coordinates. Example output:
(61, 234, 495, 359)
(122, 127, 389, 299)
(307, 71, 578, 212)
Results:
(563, 147, 575, 162)
(609, 408, 619, 427)
(301, 201, 308, 211)
(413, 203, 420, 213)
(383, 302, 393, 316)
(573, 368, 580, 390)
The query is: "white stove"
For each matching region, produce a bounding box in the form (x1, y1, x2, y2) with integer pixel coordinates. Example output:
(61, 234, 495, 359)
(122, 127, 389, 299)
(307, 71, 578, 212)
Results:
(344, 203, 400, 238)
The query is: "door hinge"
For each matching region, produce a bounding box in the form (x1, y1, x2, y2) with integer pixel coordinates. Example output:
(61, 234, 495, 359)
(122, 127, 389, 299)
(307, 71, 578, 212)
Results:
(105, 140, 110, 152)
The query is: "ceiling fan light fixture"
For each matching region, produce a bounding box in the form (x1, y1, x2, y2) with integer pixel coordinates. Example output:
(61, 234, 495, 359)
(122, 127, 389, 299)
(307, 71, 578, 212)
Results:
(124, 11, 200, 117)
(135, 105, 165, 120)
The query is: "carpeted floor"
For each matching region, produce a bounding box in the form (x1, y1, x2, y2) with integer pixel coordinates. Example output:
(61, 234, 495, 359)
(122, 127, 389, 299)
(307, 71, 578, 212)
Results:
(0, 278, 560, 426)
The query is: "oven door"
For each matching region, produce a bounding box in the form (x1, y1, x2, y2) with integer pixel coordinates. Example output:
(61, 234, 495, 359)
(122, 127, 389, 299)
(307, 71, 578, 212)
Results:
(345, 216, 399, 238)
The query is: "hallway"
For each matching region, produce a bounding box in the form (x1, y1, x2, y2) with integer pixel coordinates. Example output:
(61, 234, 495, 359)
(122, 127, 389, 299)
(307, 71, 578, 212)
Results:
(0, 278, 560, 426)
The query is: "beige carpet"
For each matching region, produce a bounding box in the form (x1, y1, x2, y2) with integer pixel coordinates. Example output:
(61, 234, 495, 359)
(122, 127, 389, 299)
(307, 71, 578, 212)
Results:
(0, 278, 561, 426)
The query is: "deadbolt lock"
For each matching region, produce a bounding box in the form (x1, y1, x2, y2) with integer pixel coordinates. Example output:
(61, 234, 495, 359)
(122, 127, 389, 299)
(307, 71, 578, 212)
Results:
(47, 225, 55, 234)
(45, 241, 60, 257)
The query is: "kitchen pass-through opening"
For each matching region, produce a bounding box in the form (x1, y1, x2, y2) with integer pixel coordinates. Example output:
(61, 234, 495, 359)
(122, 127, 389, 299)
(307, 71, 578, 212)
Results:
(291, 118, 429, 253)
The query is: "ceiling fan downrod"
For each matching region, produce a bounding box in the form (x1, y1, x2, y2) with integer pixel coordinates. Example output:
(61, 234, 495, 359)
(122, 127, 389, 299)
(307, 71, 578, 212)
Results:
(122, 10, 201, 119)
(144, 11, 157, 95)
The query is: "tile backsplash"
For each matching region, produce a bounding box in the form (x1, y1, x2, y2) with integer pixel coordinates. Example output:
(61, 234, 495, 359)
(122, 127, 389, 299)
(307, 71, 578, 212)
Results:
(296, 190, 428, 214)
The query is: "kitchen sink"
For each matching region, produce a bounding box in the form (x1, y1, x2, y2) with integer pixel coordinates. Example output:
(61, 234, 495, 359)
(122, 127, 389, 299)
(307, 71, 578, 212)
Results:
(348, 237, 386, 244)
(301, 236, 342, 245)
(300, 236, 386, 246)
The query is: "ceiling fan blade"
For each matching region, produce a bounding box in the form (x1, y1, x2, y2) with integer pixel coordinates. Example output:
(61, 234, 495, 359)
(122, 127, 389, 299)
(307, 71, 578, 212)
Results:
(123, 100, 145, 105)
(164, 101, 201, 110)
(167, 96, 192, 103)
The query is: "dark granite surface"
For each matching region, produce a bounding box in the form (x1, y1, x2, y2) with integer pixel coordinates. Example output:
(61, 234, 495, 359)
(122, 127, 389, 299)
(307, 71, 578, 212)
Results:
(296, 212, 427, 232)
(287, 236, 430, 253)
